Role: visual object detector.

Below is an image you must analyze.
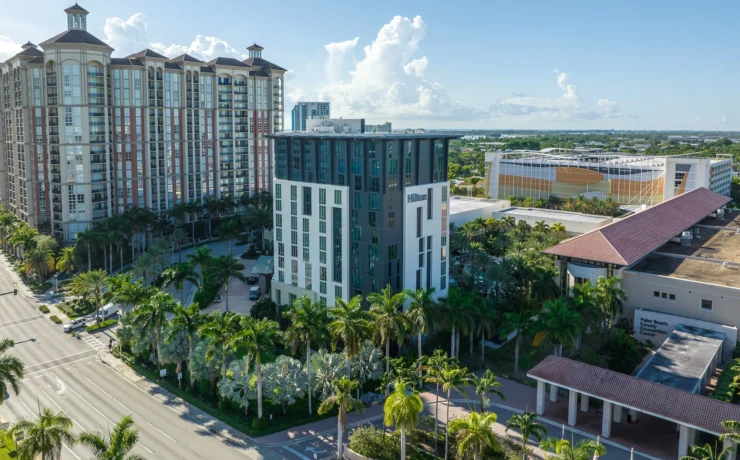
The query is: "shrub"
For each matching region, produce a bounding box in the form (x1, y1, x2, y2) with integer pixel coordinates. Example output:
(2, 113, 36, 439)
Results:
(240, 246, 259, 259)
(598, 329, 647, 374)
(49, 315, 62, 324)
(349, 426, 398, 460)
(711, 358, 740, 402)
(251, 417, 269, 430)
(193, 273, 221, 310)
(39, 305, 50, 314)
(86, 319, 118, 333)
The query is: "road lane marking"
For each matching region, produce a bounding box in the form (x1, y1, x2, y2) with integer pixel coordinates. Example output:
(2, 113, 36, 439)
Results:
(24, 350, 96, 369)
(0, 316, 43, 330)
(51, 373, 117, 426)
(25, 355, 96, 376)
(18, 397, 82, 460)
(283, 445, 312, 460)
(40, 389, 88, 431)
(83, 376, 178, 444)
(0, 314, 44, 326)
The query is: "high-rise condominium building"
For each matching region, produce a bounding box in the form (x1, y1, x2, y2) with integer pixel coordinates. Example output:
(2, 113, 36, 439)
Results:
(267, 131, 461, 307)
(484, 151, 732, 207)
(291, 102, 330, 131)
(0, 4, 286, 241)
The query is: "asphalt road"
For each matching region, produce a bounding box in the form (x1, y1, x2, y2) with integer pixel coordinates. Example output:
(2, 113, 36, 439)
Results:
(0, 260, 272, 460)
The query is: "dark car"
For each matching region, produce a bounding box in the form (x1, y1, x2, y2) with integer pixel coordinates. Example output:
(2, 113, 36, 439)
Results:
(246, 276, 259, 285)
(249, 286, 262, 300)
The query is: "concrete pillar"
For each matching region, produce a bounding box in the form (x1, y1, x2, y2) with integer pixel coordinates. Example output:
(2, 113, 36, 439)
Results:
(536, 381, 546, 416)
(550, 384, 559, 403)
(678, 425, 694, 459)
(613, 405, 622, 423)
(602, 402, 612, 438)
(723, 439, 737, 460)
(580, 394, 590, 412)
(628, 409, 638, 422)
(568, 390, 578, 426)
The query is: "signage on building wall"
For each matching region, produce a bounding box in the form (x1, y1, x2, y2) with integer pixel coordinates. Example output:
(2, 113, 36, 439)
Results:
(407, 193, 427, 203)
(637, 317, 669, 338)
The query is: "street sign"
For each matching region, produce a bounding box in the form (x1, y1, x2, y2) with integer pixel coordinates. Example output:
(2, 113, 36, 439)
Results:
(160, 369, 167, 378)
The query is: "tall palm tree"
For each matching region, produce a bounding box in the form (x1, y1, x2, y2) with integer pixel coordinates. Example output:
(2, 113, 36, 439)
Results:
(187, 246, 213, 288)
(11, 408, 75, 460)
(283, 296, 330, 415)
(160, 263, 199, 306)
(425, 350, 450, 451)
(720, 420, 740, 444)
(0, 338, 23, 402)
(55, 247, 76, 275)
(23, 247, 54, 279)
(533, 298, 583, 357)
(230, 317, 281, 419)
(170, 228, 191, 264)
(328, 295, 373, 378)
(132, 291, 177, 369)
(184, 201, 202, 241)
(594, 276, 628, 329)
(367, 284, 409, 393)
(216, 218, 240, 255)
(79, 415, 145, 460)
(436, 364, 471, 460)
(384, 380, 423, 460)
(449, 411, 500, 460)
(202, 196, 219, 239)
(198, 311, 242, 388)
(405, 287, 436, 381)
(211, 255, 247, 312)
(539, 437, 606, 460)
(680, 443, 734, 460)
(505, 412, 547, 458)
(75, 229, 97, 271)
(111, 277, 153, 311)
(166, 303, 203, 389)
(132, 252, 156, 286)
(470, 369, 504, 412)
(442, 288, 474, 359)
(317, 377, 364, 460)
(484, 261, 513, 301)
(69, 269, 109, 322)
(168, 202, 187, 228)
(474, 298, 498, 366)
(501, 309, 535, 376)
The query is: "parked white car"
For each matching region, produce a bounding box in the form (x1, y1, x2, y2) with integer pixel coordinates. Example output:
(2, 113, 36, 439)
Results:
(63, 317, 87, 332)
(94, 303, 120, 322)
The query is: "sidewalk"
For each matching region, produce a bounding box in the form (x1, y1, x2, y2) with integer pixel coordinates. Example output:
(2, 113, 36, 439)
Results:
(97, 349, 284, 460)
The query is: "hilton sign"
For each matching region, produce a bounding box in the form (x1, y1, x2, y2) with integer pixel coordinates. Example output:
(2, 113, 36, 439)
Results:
(407, 193, 427, 203)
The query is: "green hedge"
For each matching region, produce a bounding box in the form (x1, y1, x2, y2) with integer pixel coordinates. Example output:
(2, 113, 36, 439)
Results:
(86, 319, 118, 333)
(193, 273, 222, 309)
(39, 305, 50, 314)
(711, 357, 740, 402)
(49, 315, 62, 324)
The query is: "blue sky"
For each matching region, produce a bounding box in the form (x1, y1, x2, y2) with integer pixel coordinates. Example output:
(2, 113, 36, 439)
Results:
(1, 0, 738, 130)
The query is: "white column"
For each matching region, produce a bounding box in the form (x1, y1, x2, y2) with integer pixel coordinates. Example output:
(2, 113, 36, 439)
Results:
(602, 402, 612, 438)
(613, 405, 623, 423)
(723, 439, 737, 460)
(550, 384, 559, 403)
(580, 394, 589, 412)
(678, 425, 694, 459)
(536, 381, 546, 415)
(568, 390, 577, 426)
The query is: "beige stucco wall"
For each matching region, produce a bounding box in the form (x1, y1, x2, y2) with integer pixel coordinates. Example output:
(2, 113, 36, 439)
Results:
(621, 269, 740, 332)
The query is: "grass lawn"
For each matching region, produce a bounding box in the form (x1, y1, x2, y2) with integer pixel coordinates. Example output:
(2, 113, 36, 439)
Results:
(0, 433, 18, 459)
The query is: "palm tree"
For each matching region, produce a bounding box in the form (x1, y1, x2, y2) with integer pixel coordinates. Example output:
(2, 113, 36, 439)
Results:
(216, 218, 240, 255)
(473, 298, 498, 366)
(12, 408, 75, 460)
(79, 415, 145, 460)
(184, 201, 202, 240)
(132, 252, 156, 286)
(75, 229, 97, 271)
(484, 261, 513, 301)
(442, 288, 474, 359)
(132, 291, 177, 369)
(425, 350, 450, 451)
(384, 380, 423, 460)
(533, 298, 583, 357)
(539, 437, 606, 460)
(55, 247, 76, 275)
(202, 196, 219, 239)
(328, 295, 374, 378)
(501, 309, 535, 376)
(0, 338, 23, 402)
(470, 369, 504, 412)
(160, 263, 199, 306)
(681, 443, 734, 460)
(720, 420, 740, 444)
(166, 303, 203, 389)
(405, 287, 436, 382)
(230, 317, 281, 419)
(317, 377, 364, 460)
(23, 247, 54, 279)
(367, 284, 409, 393)
(69, 269, 109, 321)
(211, 255, 247, 312)
(551, 222, 566, 235)
(506, 412, 547, 458)
(198, 311, 242, 389)
(594, 276, 628, 329)
(111, 278, 153, 311)
(187, 246, 213, 288)
(449, 411, 500, 460)
(436, 364, 471, 460)
(170, 228, 191, 264)
(283, 296, 330, 415)
(168, 202, 187, 228)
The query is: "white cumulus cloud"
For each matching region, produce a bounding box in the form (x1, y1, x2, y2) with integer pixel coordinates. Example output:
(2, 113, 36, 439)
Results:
(324, 37, 358, 82)
(0, 35, 22, 62)
(403, 57, 428, 77)
(103, 13, 245, 61)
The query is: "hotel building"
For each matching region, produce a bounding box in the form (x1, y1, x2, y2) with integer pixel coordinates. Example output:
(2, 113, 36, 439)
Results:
(484, 151, 732, 207)
(267, 132, 460, 307)
(0, 4, 286, 241)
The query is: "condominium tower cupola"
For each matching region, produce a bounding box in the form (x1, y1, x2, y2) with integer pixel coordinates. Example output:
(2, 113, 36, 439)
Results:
(247, 43, 263, 58)
(65, 3, 89, 31)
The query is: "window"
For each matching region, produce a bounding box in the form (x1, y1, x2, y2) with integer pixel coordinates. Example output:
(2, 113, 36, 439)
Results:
(276, 215, 283, 228)
(701, 299, 713, 311)
(275, 184, 282, 199)
(427, 188, 433, 219)
(303, 187, 312, 215)
(320, 221, 326, 233)
(653, 291, 659, 297)
(354, 192, 362, 209)
(320, 266, 327, 281)
(669, 294, 676, 300)
(416, 207, 423, 237)
(320, 282, 327, 295)
(319, 188, 326, 205)
(303, 218, 310, 232)
(574, 276, 588, 285)
(661, 292, 667, 299)
(335, 286, 342, 299)
(320, 206, 326, 220)
(291, 185, 297, 201)
(334, 190, 342, 205)
(388, 244, 398, 259)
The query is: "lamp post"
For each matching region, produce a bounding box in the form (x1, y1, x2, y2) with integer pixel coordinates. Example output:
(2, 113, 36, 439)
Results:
(53, 273, 59, 293)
